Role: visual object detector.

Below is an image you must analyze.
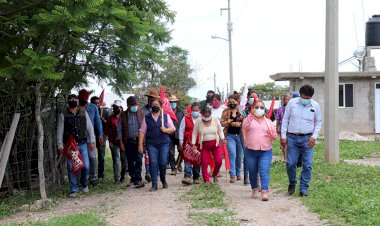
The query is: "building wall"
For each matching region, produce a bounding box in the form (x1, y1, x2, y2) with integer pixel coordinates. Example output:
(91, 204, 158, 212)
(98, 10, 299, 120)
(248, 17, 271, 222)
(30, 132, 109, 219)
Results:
(288, 78, 380, 134)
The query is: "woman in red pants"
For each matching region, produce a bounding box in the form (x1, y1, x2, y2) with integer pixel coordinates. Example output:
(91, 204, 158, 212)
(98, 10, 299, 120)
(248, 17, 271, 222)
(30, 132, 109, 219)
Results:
(192, 107, 225, 183)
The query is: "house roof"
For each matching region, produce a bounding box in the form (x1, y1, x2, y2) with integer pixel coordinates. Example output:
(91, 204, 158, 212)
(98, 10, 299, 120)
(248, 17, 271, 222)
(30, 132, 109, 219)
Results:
(270, 71, 380, 81)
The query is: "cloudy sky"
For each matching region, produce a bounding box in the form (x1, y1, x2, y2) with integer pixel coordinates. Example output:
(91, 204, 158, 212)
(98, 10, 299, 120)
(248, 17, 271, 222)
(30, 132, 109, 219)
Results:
(165, 0, 380, 99)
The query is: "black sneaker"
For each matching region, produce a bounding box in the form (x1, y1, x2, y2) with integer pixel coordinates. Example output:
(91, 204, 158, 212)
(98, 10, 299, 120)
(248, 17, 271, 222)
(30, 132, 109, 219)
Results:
(288, 184, 296, 195)
(244, 179, 249, 185)
(162, 181, 168, 189)
(149, 186, 158, 192)
(300, 191, 309, 197)
(133, 182, 145, 188)
(145, 174, 151, 182)
(127, 182, 134, 187)
(90, 180, 97, 187)
(170, 170, 176, 175)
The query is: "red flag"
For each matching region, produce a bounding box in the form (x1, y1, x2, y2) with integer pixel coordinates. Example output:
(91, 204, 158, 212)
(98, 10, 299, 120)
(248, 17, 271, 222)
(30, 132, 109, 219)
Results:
(266, 97, 276, 119)
(160, 87, 178, 122)
(185, 105, 191, 114)
(63, 135, 84, 175)
(99, 89, 105, 107)
(222, 140, 230, 170)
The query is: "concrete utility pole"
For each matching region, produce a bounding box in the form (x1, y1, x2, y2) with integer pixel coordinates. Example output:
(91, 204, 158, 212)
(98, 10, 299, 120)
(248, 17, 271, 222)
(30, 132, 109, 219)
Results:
(220, 0, 234, 94)
(324, 0, 340, 163)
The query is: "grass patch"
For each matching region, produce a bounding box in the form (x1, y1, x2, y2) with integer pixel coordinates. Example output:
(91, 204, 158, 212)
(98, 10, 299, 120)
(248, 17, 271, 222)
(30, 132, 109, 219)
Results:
(21, 211, 105, 226)
(185, 183, 237, 225)
(0, 150, 126, 218)
(271, 139, 380, 226)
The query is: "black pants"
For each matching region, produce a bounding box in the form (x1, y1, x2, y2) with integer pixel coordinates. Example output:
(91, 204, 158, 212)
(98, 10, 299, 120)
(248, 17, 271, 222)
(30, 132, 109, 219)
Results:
(169, 137, 179, 170)
(125, 139, 143, 184)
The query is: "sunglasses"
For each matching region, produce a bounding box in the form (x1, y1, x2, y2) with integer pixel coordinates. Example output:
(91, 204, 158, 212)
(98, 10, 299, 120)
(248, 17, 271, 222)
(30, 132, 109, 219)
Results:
(254, 106, 265, 109)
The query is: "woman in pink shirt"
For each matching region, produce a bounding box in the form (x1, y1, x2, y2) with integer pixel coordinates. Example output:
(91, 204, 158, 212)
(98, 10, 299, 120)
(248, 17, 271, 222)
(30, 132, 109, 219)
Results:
(242, 101, 277, 201)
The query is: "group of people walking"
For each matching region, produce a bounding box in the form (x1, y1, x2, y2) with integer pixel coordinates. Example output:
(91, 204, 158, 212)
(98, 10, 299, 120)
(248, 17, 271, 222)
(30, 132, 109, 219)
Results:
(57, 84, 322, 201)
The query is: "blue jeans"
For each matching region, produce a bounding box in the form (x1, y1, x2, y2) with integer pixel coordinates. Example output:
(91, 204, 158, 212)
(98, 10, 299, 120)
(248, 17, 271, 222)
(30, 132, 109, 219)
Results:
(67, 143, 90, 193)
(109, 142, 121, 182)
(184, 161, 200, 180)
(286, 134, 314, 192)
(240, 135, 249, 179)
(244, 148, 272, 191)
(126, 139, 143, 184)
(97, 136, 106, 178)
(226, 133, 243, 178)
(147, 142, 170, 187)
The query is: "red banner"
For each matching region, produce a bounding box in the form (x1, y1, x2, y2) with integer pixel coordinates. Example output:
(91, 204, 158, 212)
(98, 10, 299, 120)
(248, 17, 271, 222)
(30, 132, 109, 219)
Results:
(99, 88, 105, 107)
(160, 87, 178, 122)
(222, 140, 230, 170)
(181, 139, 201, 167)
(63, 135, 84, 175)
(266, 97, 276, 119)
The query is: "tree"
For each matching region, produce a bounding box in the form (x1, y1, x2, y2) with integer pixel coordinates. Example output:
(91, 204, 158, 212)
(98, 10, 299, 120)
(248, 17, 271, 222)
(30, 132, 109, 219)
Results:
(0, 0, 176, 204)
(134, 45, 196, 102)
(0, 0, 175, 94)
(249, 82, 289, 100)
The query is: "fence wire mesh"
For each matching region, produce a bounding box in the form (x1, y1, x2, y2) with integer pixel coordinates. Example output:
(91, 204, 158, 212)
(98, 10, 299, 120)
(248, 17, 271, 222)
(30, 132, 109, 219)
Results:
(0, 91, 67, 206)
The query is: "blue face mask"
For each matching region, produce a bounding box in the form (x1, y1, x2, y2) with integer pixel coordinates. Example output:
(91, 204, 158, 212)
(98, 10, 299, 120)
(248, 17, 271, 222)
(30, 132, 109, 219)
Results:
(248, 98, 254, 105)
(171, 102, 177, 109)
(191, 111, 200, 118)
(300, 98, 311, 106)
(130, 106, 138, 113)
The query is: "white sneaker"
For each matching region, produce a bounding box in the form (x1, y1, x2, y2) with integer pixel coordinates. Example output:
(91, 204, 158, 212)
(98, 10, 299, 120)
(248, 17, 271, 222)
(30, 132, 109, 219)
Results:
(83, 186, 89, 193)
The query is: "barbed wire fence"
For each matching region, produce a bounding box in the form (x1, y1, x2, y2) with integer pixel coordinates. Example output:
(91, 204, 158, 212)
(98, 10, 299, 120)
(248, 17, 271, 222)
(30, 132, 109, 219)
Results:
(0, 90, 67, 208)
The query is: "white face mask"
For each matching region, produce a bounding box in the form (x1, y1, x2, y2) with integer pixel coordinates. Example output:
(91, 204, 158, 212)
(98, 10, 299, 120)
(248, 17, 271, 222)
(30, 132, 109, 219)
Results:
(203, 116, 212, 122)
(255, 108, 265, 117)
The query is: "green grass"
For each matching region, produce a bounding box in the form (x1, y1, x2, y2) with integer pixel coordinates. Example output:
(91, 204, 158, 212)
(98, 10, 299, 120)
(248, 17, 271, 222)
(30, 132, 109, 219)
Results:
(0, 150, 125, 218)
(1, 211, 106, 226)
(270, 139, 380, 226)
(184, 183, 237, 226)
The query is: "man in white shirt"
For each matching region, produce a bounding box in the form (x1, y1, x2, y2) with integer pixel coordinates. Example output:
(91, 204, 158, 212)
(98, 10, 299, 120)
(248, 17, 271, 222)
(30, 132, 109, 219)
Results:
(280, 85, 322, 197)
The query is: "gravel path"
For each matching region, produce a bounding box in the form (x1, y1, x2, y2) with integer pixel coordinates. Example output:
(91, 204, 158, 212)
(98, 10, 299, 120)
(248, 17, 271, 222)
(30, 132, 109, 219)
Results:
(344, 158, 380, 167)
(1, 167, 329, 226)
(107, 172, 192, 226)
(223, 182, 329, 226)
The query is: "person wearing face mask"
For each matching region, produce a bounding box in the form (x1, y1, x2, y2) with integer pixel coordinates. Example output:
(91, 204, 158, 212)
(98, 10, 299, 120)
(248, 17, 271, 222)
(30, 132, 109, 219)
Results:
(168, 95, 185, 174)
(200, 90, 215, 112)
(211, 94, 227, 122)
(121, 96, 145, 188)
(138, 98, 176, 191)
(179, 102, 202, 185)
(192, 107, 224, 183)
(281, 84, 322, 197)
(221, 94, 244, 183)
(241, 90, 260, 185)
(104, 100, 126, 184)
(78, 89, 103, 187)
(140, 90, 161, 182)
(242, 101, 277, 201)
(90, 96, 109, 180)
(57, 94, 95, 197)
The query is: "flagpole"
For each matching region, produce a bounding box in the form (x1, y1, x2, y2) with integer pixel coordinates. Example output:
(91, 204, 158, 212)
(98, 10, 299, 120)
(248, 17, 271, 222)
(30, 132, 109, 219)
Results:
(161, 108, 164, 128)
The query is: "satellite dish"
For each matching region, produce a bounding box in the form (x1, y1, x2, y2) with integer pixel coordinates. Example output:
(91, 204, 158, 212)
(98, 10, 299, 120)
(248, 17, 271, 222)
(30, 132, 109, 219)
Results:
(353, 46, 366, 59)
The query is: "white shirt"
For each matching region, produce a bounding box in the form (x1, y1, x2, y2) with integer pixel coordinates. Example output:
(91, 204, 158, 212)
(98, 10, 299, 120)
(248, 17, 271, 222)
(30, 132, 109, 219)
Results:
(211, 105, 227, 122)
(281, 97, 323, 140)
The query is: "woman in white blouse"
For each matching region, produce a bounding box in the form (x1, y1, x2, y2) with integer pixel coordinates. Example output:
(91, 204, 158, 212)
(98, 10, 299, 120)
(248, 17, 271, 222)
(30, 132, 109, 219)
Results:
(192, 107, 225, 183)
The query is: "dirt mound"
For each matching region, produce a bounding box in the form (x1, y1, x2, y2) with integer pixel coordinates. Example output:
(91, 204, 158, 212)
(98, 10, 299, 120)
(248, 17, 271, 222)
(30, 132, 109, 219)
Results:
(339, 131, 374, 141)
